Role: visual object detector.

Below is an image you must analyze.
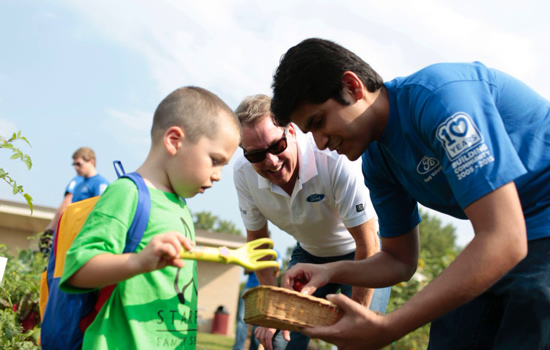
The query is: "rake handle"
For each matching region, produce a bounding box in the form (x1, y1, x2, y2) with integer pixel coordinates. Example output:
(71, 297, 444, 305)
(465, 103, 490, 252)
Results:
(180, 246, 230, 263)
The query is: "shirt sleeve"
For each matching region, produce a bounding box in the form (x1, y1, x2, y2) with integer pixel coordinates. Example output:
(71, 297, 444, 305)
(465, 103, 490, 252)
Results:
(327, 154, 376, 228)
(65, 176, 82, 195)
(93, 176, 110, 197)
(415, 76, 527, 208)
(362, 145, 422, 238)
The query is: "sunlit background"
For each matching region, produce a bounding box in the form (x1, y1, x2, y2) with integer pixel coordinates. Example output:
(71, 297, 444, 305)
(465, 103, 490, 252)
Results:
(1, 0, 548, 254)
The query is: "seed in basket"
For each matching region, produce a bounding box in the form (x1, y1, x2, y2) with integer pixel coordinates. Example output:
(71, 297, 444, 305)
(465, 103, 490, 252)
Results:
(292, 278, 307, 292)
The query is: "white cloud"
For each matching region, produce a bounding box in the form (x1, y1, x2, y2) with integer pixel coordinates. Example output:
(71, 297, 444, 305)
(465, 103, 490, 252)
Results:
(0, 118, 17, 136)
(58, 0, 549, 102)
(106, 108, 152, 133)
(104, 108, 152, 150)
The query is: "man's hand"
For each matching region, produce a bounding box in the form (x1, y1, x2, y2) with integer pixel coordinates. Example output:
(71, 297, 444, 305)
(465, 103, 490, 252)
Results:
(39, 229, 54, 254)
(281, 263, 332, 296)
(301, 293, 393, 350)
(254, 326, 290, 350)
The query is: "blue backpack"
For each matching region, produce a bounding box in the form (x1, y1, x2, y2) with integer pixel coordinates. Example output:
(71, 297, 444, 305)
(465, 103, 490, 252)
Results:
(40, 162, 150, 350)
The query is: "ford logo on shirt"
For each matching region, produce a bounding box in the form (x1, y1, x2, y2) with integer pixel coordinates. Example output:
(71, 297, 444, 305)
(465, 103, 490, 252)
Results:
(306, 194, 325, 202)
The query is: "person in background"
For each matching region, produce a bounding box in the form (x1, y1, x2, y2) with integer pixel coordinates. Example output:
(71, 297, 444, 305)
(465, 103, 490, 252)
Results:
(271, 37, 550, 349)
(233, 94, 391, 350)
(70, 147, 109, 203)
(40, 147, 108, 254)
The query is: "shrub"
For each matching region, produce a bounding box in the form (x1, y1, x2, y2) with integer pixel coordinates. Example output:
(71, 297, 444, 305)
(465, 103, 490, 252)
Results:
(0, 244, 46, 349)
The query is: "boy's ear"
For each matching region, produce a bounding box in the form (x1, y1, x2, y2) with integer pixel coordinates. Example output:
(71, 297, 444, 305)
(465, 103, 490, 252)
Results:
(164, 126, 185, 156)
(342, 71, 365, 101)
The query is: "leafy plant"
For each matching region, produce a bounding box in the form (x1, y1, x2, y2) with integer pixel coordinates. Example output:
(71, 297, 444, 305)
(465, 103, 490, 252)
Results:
(0, 244, 46, 349)
(0, 131, 33, 213)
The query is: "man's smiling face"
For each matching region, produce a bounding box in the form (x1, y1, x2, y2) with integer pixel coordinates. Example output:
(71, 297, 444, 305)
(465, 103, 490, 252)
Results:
(241, 115, 299, 189)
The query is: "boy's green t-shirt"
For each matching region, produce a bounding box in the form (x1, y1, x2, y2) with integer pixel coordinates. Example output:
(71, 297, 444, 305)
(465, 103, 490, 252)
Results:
(59, 178, 198, 350)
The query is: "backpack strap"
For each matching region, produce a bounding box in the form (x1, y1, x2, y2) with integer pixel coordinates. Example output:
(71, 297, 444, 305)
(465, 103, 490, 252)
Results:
(79, 169, 151, 333)
(113, 160, 126, 179)
(121, 172, 150, 253)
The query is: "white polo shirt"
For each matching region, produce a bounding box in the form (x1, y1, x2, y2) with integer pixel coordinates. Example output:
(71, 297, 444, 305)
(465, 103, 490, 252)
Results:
(233, 127, 376, 257)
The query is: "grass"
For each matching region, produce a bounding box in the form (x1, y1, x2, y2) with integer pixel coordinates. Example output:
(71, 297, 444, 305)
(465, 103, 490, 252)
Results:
(196, 332, 336, 350)
(197, 332, 235, 350)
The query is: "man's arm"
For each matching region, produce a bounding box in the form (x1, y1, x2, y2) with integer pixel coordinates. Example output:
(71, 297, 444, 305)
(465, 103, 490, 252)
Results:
(298, 182, 528, 349)
(346, 217, 379, 307)
(283, 224, 419, 293)
(45, 193, 74, 231)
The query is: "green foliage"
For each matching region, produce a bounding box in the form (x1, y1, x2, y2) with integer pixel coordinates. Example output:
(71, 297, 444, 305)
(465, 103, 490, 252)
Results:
(0, 310, 40, 350)
(0, 245, 47, 349)
(0, 131, 33, 213)
(417, 209, 459, 258)
(193, 211, 243, 236)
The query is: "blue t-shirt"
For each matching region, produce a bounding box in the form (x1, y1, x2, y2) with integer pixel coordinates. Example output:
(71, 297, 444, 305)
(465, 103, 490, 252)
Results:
(64, 176, 84, 195)
(245, 272, 260, 288)
(72, 174, 110, 203)
(363, 62, 550, 241)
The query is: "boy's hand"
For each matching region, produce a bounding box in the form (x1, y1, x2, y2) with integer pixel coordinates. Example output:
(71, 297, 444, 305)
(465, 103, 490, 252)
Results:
(132, 231, 194, 273)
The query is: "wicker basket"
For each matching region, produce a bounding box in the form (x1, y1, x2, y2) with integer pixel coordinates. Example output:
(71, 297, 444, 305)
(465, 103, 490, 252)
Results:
(243, 285, 343, 332)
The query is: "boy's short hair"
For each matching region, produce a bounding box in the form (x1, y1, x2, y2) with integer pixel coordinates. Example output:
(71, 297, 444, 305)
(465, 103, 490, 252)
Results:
(235, 94, 272, 128)
(271, 38, 384, 126)
(151, 86, 240, 144)
(72, 147, 96, 162)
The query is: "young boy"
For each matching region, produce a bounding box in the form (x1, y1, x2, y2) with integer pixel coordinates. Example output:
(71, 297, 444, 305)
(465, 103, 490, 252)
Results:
(59, 86, 241, 350)
(271, 38, 550, 349)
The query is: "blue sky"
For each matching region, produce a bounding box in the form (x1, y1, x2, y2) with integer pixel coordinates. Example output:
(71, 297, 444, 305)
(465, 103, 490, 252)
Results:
(1, 0, 548, 256)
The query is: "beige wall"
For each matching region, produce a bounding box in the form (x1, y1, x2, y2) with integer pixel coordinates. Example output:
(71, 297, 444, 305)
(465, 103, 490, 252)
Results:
(0, 199, 245, 338)
(0, 200, 50, 252)
(196, 261, 242, 334)
(193, 231, 246, 335)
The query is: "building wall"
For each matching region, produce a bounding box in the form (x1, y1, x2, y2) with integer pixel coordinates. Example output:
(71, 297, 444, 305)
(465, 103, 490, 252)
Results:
(0, 200, 50, 252)
(196, 261, 242, 334)
(0, 199, 245, 338)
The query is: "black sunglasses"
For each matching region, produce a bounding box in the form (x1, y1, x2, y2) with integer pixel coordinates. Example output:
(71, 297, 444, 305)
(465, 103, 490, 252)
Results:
(244, 132, 288, 163)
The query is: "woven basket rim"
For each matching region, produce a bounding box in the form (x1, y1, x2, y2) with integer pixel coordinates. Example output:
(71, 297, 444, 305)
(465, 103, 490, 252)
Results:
(242, 285, 339, 308)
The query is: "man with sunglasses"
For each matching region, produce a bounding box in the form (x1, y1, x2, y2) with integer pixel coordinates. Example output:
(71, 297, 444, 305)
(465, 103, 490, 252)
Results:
(41, 147, 109, 254)
(69, 147, 109, 203)
(233, 94, 390, 350)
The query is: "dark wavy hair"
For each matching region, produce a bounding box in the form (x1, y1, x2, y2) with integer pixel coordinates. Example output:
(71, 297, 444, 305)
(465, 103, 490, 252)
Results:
(271, 38, 384, 126)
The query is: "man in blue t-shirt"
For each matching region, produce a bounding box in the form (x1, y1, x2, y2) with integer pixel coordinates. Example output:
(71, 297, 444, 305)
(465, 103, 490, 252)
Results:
(40, 147, 109, 254)
(70, 147, 109, 203)
(270, 38, 550, 349)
